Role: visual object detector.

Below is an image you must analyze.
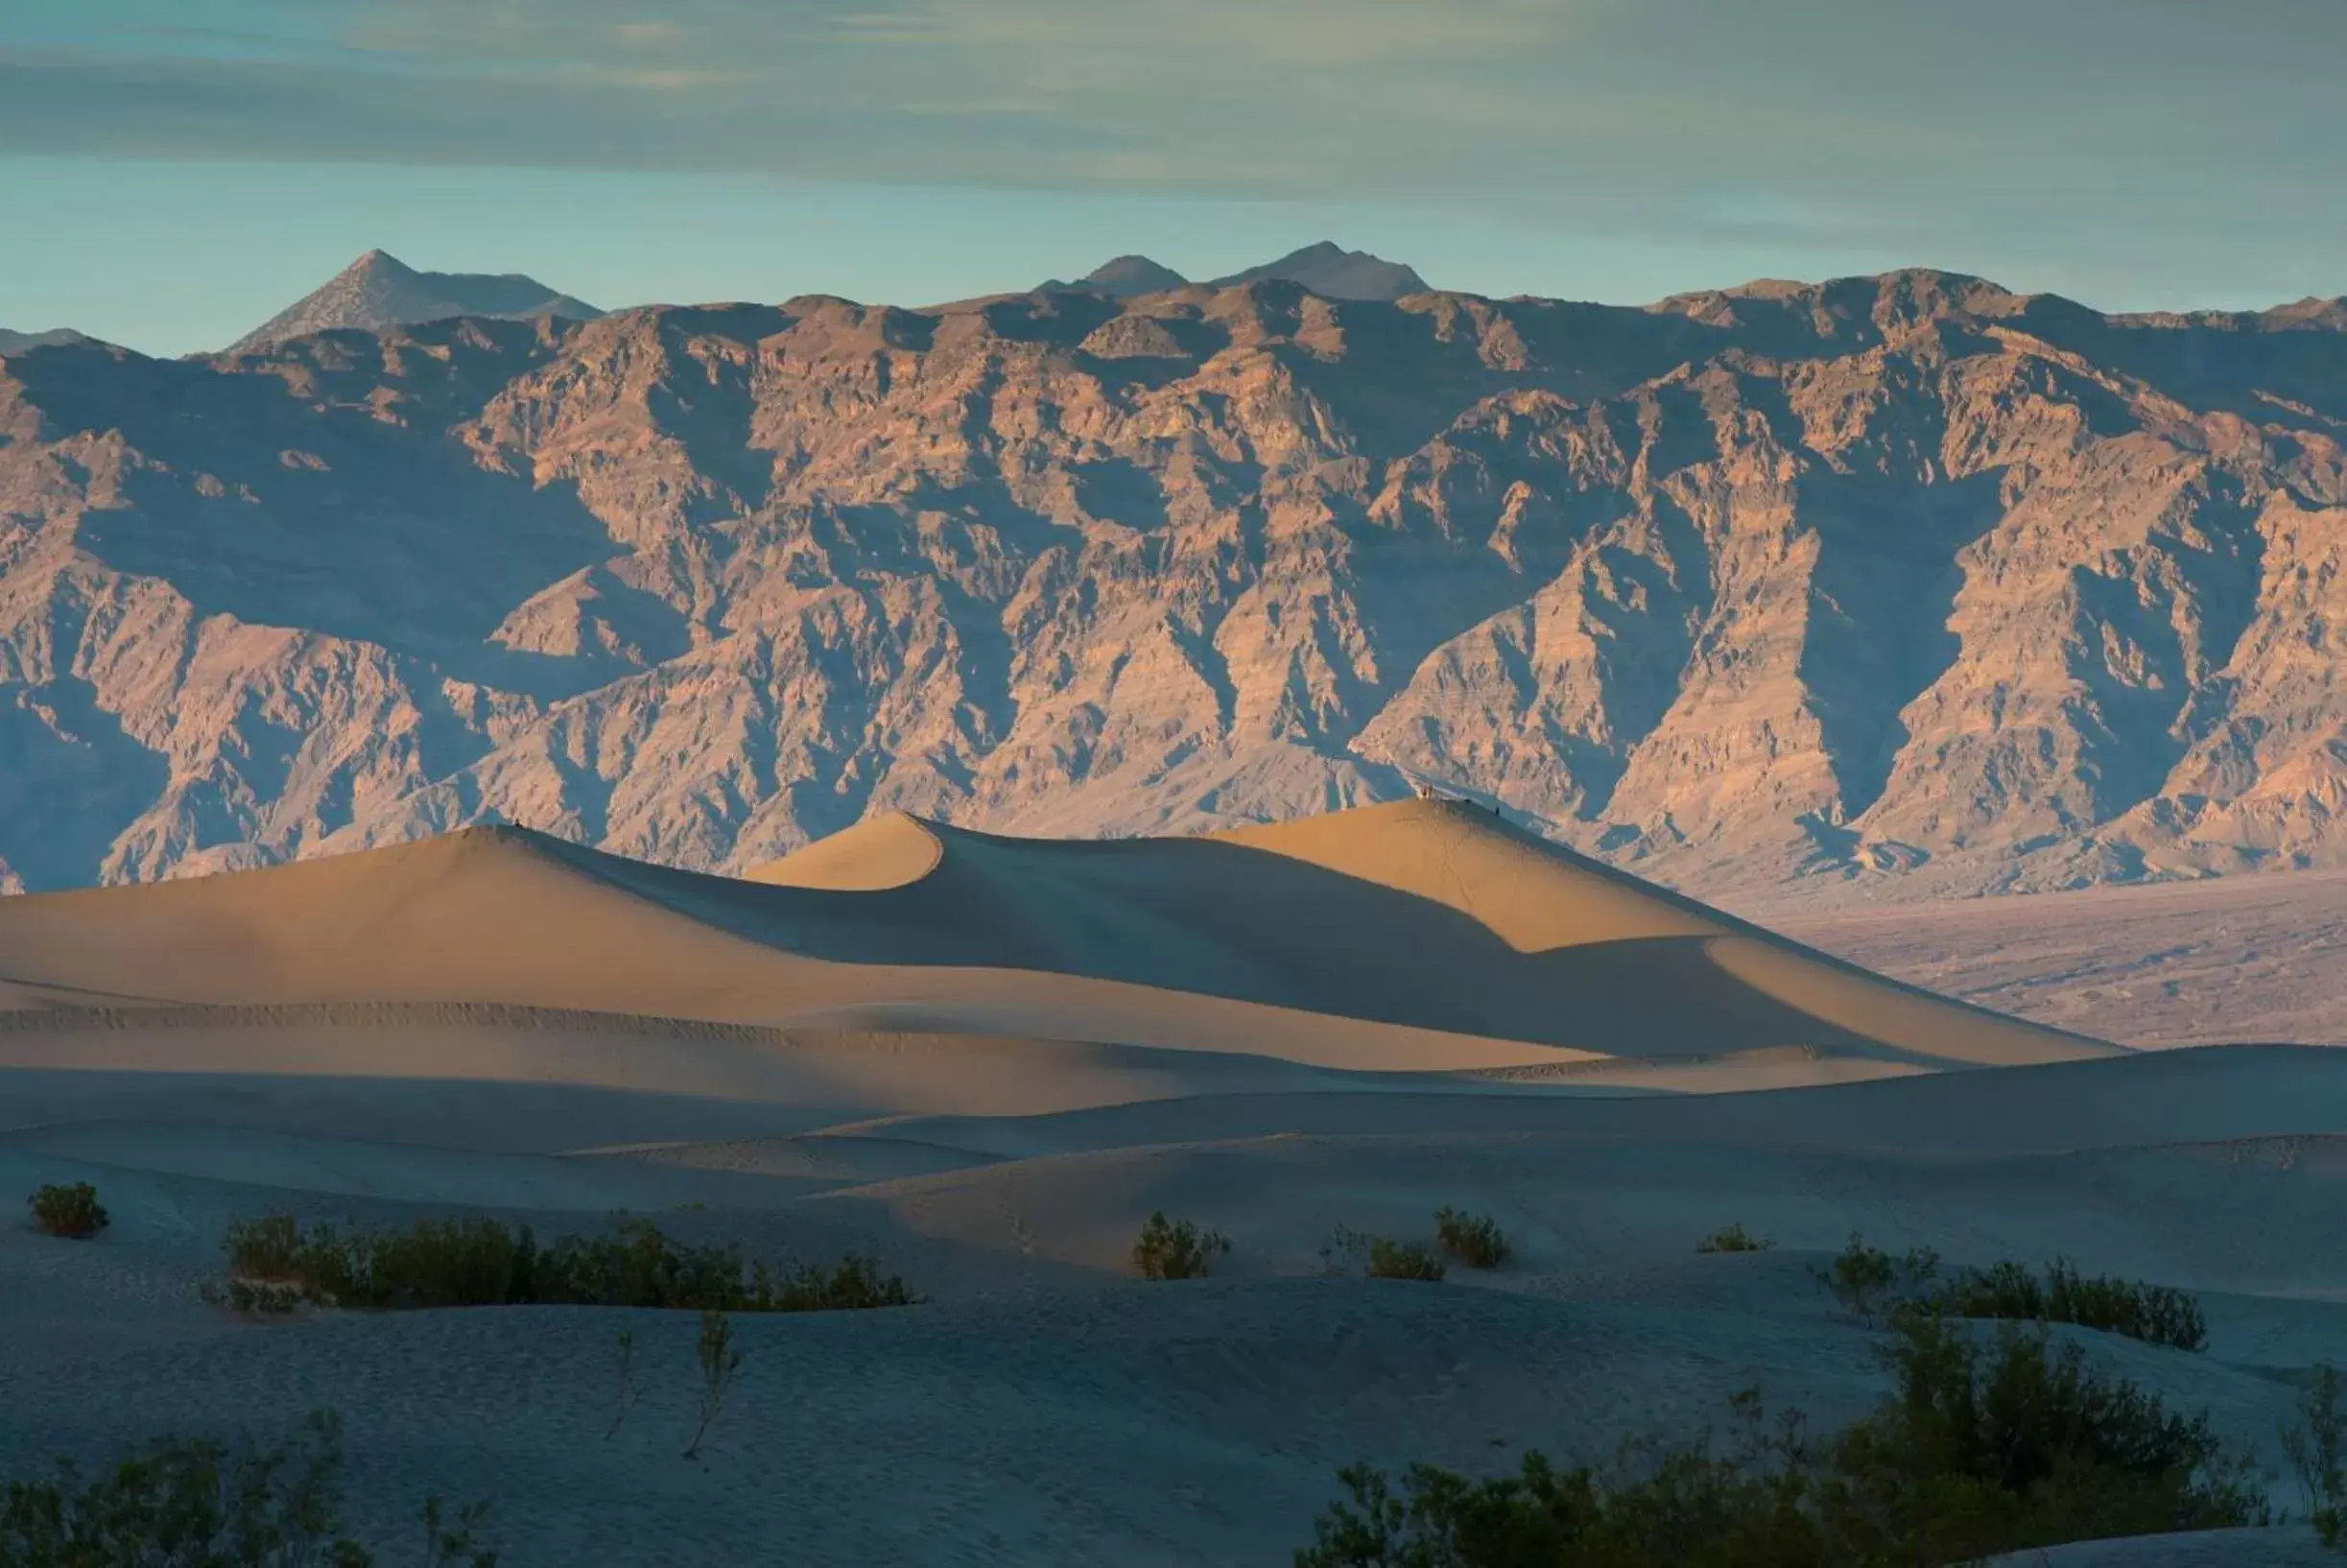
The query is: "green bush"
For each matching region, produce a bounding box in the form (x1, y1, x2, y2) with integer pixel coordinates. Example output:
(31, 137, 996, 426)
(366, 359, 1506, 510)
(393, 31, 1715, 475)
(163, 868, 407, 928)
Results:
(218, 1211, 919, 1314)
(1919, 1258, 2208, 1352)
(1813, 1232, 1939, 1322)
(1434, 1207, 1512, 1270)
(27, 1182, 108, 1240)
(1695, 1224, 1771, 1255)
(2284, 1362, 2345, 1548)
(1295, 1314, 2264, 1567)
(0, 1410, 493, 1567)
(1132, 1212, 1231, 1281)
(1364, 1239, 1446, 1283)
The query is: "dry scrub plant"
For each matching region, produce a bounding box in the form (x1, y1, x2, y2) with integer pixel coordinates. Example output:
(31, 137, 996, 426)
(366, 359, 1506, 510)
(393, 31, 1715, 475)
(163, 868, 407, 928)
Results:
(1813, 1234, 2210, 1352)
(1323, 1225, 1448, 1283)
(201, 1277, 308, 1316)
(1132, 1212, 1231, 1281)
(1695, 1224, 1771, 1255)
(1814, 1232, 1940, 1324)
(1434, 1208, 1512, 1270)
(2285, 1362, 2345, 1549)
(1921, 1257, 2208, 1353)
(683, 1310, 742, 1461)
(0, 1410, 495, 1567)
(605, 1329, 640, 1442)
(26, 1182, 107, 1240)
(216, 1211, 919, 1314)
(1297, 1314, 2266, 1567)
(1364, 1239, 1446, 1282)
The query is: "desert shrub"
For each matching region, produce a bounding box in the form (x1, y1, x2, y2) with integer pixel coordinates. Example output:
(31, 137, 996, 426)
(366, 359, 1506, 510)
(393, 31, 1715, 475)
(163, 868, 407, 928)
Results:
(1297, 1413, 1825, 1568)
(1695, 1223, 1771, 1255)
(223, 1212, 307, 1281)
(605, 1329, 640, 1442)
(26, 1182, 107, 1240)
(682, 1310, 742, 1461)
(200, 1277, 308, 1316)
(1363, 1239, 1446, 1283)
(217, 1211, 918, 1314)
(1918, 1258, 2208, 1352)
(2284, 1362, 2345, 1548)
(1434, 1207, 1512, 1270)
(0, 1410, 494, 1567)
(1320, 1225, 1372, 1271)
(1825, 1313, 2262, 1556)
(1813, 1232, 1938, 1322)
(1132, 1212, 1231, 1281)
(1296, 1314, 2263, 1567)
(532, 1222, 918, 1313)
(223, 1213, 535, 1311)
(1322, 1226, 1446, 1283)
(751, 1253, 922, 1312)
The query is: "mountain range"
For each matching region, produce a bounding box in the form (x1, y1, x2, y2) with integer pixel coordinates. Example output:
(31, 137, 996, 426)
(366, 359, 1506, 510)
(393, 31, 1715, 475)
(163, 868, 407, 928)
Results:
(2, 255, 2344, 896)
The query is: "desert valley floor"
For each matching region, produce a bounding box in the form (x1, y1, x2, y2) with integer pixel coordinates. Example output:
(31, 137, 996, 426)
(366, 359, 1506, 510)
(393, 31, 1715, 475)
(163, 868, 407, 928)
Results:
(1, 799, 2341, 1565)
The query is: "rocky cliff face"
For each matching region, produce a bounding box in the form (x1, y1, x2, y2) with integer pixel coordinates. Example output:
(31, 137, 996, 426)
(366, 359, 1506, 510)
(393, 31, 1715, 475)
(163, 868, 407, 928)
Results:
(2, 270, 2343, 895)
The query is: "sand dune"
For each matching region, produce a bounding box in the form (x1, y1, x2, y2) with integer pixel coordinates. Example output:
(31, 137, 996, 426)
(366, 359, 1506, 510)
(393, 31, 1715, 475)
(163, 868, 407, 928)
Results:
(0, 799, 2098, 1070)
(749, 804, 2114, 1069)
(3, 805, 2326, 1567)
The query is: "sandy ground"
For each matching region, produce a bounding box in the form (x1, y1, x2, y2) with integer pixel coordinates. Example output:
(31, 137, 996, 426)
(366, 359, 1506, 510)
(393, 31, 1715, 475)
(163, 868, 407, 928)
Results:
(1757, 867, 2347, 1049)
(0, 805, 2339, 1565)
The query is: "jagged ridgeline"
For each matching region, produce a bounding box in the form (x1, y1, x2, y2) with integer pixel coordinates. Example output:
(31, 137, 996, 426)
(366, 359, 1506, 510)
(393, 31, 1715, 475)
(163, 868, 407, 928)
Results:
(1, 262, 2342, 893)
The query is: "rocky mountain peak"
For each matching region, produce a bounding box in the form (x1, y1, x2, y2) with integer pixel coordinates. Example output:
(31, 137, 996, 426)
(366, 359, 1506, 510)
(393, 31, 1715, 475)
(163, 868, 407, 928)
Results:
(1209, 242, 1429, 301)
(0, 327, 98, 355)
(1078, 255, 1190, 297)
(224, 250, 605, 355)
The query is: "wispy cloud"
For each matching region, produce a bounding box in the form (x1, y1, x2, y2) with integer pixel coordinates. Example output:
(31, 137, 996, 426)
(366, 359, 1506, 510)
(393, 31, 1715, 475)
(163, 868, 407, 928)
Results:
(2, 0, 2341, 266)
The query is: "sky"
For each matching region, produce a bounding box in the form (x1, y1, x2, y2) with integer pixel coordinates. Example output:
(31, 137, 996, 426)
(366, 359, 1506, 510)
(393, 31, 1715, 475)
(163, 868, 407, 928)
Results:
(3, 0, 2344, 356)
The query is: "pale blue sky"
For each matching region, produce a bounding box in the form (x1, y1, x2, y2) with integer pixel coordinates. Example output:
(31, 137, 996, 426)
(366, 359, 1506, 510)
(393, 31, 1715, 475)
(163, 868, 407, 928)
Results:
(4, 0, 2343, 355)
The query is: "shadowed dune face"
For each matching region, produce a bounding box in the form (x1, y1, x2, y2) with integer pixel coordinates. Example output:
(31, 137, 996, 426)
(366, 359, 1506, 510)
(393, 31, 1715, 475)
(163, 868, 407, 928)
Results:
(0, 799, 2105, 1070)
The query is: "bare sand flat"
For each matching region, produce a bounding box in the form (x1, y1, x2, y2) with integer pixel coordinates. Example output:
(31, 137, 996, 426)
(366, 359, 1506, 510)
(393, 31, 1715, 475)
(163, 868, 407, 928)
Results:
(1759, 867, 2347, 1048)
(1, 805, 2336, 1565)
